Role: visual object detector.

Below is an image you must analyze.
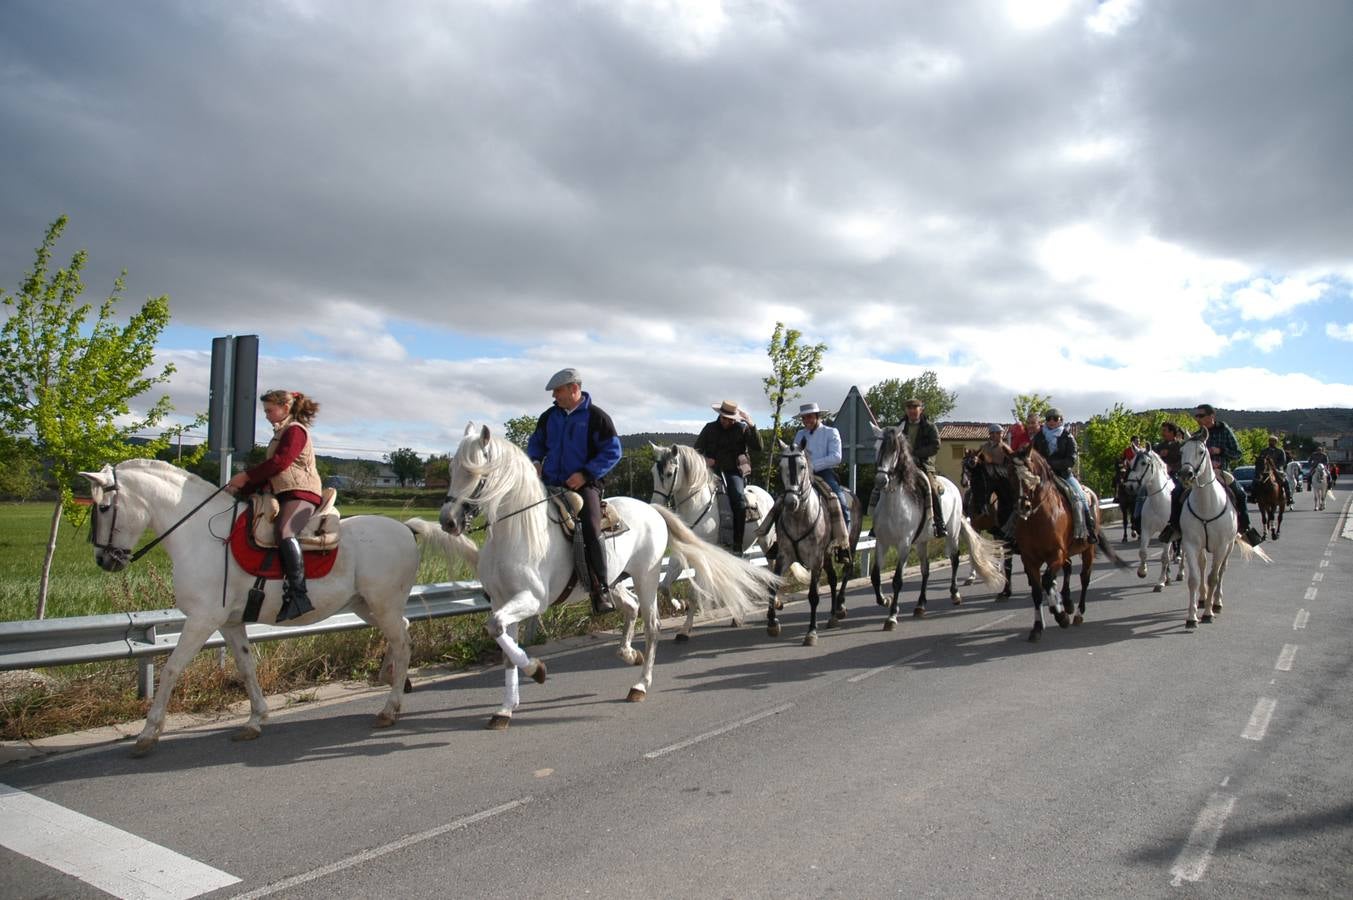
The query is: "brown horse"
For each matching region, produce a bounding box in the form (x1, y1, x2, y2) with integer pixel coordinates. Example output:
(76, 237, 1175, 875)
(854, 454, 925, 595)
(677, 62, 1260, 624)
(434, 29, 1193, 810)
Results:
(1253, 456, 1284, 541)
(1111, 458, 1138, 542)
(1008, 446, 1125, 642)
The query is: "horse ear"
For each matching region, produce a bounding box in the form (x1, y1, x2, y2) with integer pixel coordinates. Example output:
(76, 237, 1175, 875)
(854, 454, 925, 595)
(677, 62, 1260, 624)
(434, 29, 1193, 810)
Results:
(869, 423, 883, 439)
(462, 422, 477, 438)
(649, 441, 662, 453)
(777, 439, 788, 451)
(79, 470, 112, 489)
(798, 437, 807, 451)
(479, 424, 492, 445)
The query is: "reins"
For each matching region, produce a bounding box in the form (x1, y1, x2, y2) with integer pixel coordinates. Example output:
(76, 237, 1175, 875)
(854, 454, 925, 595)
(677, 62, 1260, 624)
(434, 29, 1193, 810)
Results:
(91, 465, 231, 567)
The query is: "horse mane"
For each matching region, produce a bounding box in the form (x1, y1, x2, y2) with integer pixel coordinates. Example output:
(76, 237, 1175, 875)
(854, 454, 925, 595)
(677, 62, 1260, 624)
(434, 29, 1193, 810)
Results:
(453, 430, 549, 562)
(672, 444, 718, 494)
(879, 426, 920, 501)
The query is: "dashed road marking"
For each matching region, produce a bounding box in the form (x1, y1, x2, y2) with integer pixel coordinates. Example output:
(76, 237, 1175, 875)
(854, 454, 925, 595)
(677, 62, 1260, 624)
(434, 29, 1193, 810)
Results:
(0, 782, 240, 900)
(644, 703, 794, 759)
(1304, 587, 1318, 601)
(1293, 609, 1309, 630)
(1275, 644, 1298, 672)
(1170, 790, 1237, 886)
(230, 798, 530, 899)
(1242, 697, 1277, 741)
(1312, 572, 1324, 583)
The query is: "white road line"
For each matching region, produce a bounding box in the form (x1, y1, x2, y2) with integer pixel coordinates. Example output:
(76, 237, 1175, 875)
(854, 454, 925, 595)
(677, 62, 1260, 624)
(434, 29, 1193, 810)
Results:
(1304, 587, 1318, 601)
(1312, 572, 1324, 583)
(1275, 644, 1298, 672)
(0, 782, 240, 900)
(644, 703, 794, 759)
(1242, 697, 1277, 741)
(230, 798, 530, 900)
(1293, 609, 1309, 630)
(1170, 791, 1237, 886)
(1319, 559, 1329, 568)
(848, 649, 928, 683)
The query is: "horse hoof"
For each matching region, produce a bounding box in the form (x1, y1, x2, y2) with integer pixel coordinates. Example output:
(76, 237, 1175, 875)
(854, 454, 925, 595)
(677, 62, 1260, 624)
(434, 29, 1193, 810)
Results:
(531, 660, 549, 683)
(803, 632, 817, 647)
(673, 632, 690, 643)
(834, 607, 847, 620)
(403, 677, 414, 694)
(626, 687, 647, 702)
(1153, 584, 1163, 593)
(883, 619, 896, 632)
(486, 714, 511, 731)
(1055, 612, 1070, 629)
(130, 738, 156, 757)
(1200, 614, 1213, 624)
(1185, 620, 1197, 630)
(875, 597, 887, 607)
(996, 590, 1011, 603)
(1072, 614, 1083, 626)
(951, 595, 962, 606)
(374, 711, 397, 728)
(825, 616, 838, 629)
(231, 725, 262, 742)
(912, 607, 925, 618)
(773, 599, 784, 611)
(1028, 629, 1042, 643)
(767, 623, 781, 637)
(628, 652, 644, 668)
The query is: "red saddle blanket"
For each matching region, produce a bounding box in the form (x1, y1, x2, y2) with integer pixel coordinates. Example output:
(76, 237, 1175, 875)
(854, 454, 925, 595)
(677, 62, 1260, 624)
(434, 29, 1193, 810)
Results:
(229, 511, 340, 579)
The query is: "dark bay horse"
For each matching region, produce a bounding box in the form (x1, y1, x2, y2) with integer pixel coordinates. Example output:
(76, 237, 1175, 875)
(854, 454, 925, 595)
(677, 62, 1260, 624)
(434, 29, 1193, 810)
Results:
(960, 449, 1014, 599)
(1253, 456, 1284, 540)
(1111, 458, 1138, 542)
(1008, 446, 1126, 642)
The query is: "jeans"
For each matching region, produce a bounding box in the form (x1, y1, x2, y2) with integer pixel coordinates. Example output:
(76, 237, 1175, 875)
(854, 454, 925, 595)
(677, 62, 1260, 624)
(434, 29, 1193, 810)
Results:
(720, 470, 748, 549)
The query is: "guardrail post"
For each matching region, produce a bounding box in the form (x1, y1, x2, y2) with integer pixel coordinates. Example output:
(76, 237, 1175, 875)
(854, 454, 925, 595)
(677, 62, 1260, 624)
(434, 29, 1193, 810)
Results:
(138, 625, 156, 699)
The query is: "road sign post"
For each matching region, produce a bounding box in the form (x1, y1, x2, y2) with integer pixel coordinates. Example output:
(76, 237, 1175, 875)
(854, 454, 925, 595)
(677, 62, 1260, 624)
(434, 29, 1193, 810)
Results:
(207, 335, 260, 486)
(835, 386, 879, 493)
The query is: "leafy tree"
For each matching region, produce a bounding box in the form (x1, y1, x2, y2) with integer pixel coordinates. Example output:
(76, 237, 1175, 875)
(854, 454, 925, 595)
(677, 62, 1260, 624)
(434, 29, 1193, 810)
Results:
(423, 453, 450, 488)
(385, 447, 424, 486)
(0, 433, 44, 500)
(1, 217, 187, 618)
(1078, 403, 1139, 495)
(1011, 392, 1054, 424)
(1235, 428, 1270, 466)
(761, 322, 827, 484)
(504, 414, 538, 449)
(866, 371, 957, 425)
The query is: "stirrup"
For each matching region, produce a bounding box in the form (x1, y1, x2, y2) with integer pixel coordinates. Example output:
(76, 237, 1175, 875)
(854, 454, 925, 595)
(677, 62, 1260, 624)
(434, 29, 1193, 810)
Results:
(590, 585, 615, 615)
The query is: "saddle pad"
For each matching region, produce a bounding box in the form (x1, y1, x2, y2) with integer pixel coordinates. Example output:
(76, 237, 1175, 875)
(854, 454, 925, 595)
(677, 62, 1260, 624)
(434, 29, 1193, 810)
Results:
(230, 511, 339, 579)
(250, 489, 341, 550)
(549, 493, 627, 539)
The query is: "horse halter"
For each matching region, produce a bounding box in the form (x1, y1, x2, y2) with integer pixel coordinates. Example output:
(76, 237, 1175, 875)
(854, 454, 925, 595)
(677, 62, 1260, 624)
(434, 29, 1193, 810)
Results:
(88, 466, 131, 570)
(1011, 459, 1044, 519)
(778, 447, 811, 502)
(443, 445, 491, 533)
(1176, 438, 1215, 490)
(874, 432, 902, 492)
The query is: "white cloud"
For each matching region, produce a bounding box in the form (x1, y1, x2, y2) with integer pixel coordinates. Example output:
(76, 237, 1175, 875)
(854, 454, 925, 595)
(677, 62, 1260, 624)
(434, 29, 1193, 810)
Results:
(1252, 329, 1284, 352)
(1326, 322, 1353, 342)
(1229, 277, 1329, 321)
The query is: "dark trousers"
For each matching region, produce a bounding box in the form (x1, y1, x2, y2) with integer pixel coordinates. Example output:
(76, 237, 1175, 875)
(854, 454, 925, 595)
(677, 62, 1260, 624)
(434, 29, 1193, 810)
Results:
(720, 470, 748, 550)
(578, 482, 608, 588)
(275, 496, 316, 542)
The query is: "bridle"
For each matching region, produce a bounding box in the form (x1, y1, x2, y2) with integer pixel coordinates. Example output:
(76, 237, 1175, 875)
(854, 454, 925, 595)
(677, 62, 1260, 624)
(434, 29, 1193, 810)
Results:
(1124, 451, 1167, 499)
(89, 465, 229, 569)
(651, 450, 716, 526)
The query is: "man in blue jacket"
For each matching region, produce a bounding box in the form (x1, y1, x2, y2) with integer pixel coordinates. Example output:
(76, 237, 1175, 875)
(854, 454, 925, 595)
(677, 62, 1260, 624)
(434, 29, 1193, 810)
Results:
(527, 368, 623, 613)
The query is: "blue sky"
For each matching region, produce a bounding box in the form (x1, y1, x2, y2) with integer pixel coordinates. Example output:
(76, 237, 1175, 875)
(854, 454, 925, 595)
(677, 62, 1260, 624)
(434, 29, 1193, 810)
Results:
(2, 0, 1350, 458)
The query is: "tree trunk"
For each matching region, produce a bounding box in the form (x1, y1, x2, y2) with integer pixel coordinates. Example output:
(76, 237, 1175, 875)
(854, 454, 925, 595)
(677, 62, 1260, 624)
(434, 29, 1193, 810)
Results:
(37, 500, 63, 620)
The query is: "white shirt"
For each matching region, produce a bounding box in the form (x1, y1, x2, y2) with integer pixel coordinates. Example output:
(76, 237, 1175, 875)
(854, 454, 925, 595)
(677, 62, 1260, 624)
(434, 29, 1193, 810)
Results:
(792, 424, 843, 472)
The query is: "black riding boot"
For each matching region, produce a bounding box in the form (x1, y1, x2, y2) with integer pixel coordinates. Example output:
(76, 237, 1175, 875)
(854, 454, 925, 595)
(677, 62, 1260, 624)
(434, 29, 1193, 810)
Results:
(583, 536, 615, 615)
(1233, 482, 1264, 546)
(931, 488, 946, 538)
(276, 537, 314, 622)
(1158, 485, 1184, 542)
(731, 518, 747, 556)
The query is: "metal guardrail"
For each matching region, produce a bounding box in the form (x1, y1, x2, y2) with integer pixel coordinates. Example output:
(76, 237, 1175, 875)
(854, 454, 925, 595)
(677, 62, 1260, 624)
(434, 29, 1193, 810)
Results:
(2, 500, 1120, 694)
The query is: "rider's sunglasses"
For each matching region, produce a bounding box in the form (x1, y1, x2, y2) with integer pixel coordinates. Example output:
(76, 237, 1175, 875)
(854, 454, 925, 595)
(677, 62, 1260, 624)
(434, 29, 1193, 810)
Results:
(1193, 412, 1207, 419)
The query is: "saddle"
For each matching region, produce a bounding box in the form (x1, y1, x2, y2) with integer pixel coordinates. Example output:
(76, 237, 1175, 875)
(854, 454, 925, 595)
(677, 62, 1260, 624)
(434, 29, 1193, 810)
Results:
(249, 488, 341, 550)
(715, 485, 762, 549)
(548, 489, 628, 541)
(810, 476, 851, 552)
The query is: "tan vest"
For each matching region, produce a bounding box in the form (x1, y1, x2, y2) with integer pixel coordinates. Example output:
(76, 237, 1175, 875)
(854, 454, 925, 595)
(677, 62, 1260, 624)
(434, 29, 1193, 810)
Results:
(266, 419, 322, 496)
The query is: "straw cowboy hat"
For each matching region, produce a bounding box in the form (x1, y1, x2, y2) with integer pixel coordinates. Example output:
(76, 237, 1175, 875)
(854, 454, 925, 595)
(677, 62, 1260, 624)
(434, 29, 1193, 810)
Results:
(712, 400, 745, 419)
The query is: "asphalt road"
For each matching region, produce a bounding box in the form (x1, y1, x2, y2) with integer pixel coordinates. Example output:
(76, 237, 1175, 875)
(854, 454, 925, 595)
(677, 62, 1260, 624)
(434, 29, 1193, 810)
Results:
(3, 485, 1350, 900)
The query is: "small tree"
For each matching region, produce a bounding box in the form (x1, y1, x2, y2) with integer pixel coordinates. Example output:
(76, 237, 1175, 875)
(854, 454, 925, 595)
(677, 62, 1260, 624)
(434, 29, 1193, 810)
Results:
(423, 453, 450, 488)
(1011, 392, 1054, 424)
(385, 447, 423, 486)
(504, 414, 538, 449)
(866, 371, 957, 425)
(0, 433, 44, 500)
(1078, 403, 1139, 495)
(761, 322, 827, 485)
(0, 216, 184, 618)
(1235, 428, 1270, 466)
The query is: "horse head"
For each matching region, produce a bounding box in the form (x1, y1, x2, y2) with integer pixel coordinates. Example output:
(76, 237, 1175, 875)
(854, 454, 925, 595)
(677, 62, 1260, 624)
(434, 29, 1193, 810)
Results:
(649, 443, 678, 504)
(1123, 448, 1157, 494)
(441, 422, 494, 536)
(1009, 446, 1051, 520)
(1177, 429, 1210, 489)
(79, 461, 162, 573)
(777, 443, 812, 513)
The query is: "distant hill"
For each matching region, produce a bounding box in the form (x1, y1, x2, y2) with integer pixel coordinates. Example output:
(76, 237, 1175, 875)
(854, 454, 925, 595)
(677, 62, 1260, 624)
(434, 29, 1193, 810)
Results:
(1148, 407, 1353, 435)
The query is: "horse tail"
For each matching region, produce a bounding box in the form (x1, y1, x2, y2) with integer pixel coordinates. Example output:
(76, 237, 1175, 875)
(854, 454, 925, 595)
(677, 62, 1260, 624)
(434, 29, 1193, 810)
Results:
(958, 517, 1004, 586)
(404, 517, 479, 570)
(1229, 537, 1273, 565)
(1094, 525, 1131, 568)
(651, 504, 779, 623)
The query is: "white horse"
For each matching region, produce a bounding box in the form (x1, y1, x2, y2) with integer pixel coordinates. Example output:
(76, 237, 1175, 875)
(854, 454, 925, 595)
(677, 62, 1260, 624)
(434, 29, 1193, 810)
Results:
(1285, 459, 1302, 506)
(649, 443, 775, 641)
(869, 426, 1003, 628)
(439, 424, 778, 729)
(1312, 463, 1330, 510)
(80, 458, 473, 755)
(1122, 448, 1183, 592)
(1175, 432, 1268, 629)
